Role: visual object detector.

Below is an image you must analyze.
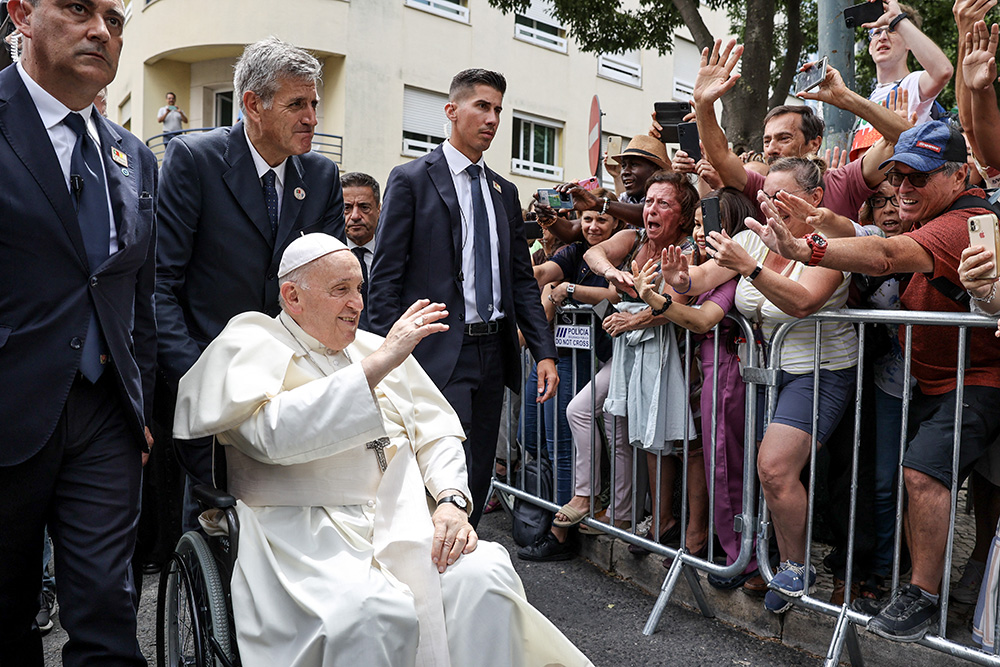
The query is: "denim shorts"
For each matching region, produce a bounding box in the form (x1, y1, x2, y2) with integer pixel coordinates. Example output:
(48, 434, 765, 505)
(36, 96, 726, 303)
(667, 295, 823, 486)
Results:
(755, 367, 856, 445)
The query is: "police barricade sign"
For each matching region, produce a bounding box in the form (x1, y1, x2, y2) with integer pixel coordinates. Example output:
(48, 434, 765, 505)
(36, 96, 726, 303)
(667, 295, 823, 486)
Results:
(554, 324, 591, 349)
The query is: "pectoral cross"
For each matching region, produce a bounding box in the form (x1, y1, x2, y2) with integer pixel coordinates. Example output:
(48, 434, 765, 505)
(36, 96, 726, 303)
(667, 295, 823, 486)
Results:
(366, 437, 389, 473)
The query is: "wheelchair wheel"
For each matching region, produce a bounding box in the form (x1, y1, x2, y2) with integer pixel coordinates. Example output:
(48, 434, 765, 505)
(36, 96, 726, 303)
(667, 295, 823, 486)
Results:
(157, 531, 234, 667)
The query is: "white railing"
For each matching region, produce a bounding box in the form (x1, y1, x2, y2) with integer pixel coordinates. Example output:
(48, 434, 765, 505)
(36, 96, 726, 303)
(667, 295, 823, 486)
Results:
(514, 23, 567, 53)
(404, 0, 469, 23)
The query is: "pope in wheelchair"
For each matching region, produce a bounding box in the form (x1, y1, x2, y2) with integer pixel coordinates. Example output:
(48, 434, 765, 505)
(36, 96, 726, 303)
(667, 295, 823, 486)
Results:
(170, 234, 591, 667)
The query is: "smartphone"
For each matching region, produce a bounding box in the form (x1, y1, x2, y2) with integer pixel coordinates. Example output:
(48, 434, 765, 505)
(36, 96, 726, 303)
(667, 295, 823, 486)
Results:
(606, 136, 623, 166)
(538, 188, 574, 210)
(701, 197, 722, 252)
(843, 0, 884, 28)
(677, 122, 701, 162)
(794, 57, 828, 96)
(968, 213, 1000, 280)
(577, 176, 600, 191)
(654, 101, 691, 143)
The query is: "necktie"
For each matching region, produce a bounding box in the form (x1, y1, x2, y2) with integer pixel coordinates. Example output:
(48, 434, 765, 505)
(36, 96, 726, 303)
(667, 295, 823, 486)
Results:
(64, 112, 110, 382)
(351, 246, 370, 307)
(465, 164, 494, 323)
(262, 169, 279, 239)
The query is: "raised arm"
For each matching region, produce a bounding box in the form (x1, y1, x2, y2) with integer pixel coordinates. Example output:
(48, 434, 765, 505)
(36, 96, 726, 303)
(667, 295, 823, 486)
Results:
(583, 229, 640, 297)
(963, 22, 1000, 169)
(954, 0, 998, 162)
(693, 39, 750, 192)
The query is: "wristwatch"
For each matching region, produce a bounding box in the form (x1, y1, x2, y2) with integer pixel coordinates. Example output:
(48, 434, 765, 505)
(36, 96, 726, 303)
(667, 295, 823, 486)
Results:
(650, 294, 672, 316)
(803, 233, 828, 267)
(566, 284, 576, 296)
(438, 494, 470, 513)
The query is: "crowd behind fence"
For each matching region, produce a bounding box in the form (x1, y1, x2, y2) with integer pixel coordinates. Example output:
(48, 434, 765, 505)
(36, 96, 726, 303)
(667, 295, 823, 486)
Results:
(492, 303, 1000, 667)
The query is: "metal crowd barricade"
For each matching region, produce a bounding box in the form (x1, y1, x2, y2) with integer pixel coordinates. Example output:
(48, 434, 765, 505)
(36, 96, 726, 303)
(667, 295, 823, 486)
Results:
(755, 309, 1000, 667)
(491, 304, 766, 633)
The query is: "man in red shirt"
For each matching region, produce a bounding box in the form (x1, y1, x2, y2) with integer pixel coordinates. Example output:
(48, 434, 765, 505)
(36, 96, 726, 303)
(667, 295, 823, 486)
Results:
(745, 120, 1000, 642)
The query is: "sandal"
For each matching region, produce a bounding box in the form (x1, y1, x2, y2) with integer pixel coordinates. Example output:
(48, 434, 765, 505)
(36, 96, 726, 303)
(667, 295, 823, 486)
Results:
(552, 503, 587, 528)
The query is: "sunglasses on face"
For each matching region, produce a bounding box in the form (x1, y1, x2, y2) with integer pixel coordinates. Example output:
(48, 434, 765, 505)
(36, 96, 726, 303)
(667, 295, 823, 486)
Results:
(869, 195, 898, 209)
(884, 167, 946, 188)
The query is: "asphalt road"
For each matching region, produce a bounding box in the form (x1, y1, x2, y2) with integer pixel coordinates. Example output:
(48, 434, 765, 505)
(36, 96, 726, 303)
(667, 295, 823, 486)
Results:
(41, 511, 816, 666)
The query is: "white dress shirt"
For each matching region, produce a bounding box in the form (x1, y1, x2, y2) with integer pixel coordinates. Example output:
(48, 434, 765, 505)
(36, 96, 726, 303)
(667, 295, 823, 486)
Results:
(17, 62, 118, 255)
(245, 125, 288, 220)
(441, 140, 503, 324)
(346, 238, 376, 276)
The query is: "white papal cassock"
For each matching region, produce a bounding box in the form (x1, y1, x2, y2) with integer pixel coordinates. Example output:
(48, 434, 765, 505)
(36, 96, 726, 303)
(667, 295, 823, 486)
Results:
(173, 311, 592, 667)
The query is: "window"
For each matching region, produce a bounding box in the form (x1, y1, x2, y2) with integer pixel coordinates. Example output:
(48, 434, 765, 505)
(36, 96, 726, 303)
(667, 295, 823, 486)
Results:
(672, 37, 699, 101)
(214, 90, 235, 127)
(402, 86, 449, 157)
(514, 0, 567, 53)
(598, 50, 642, 88)
(404, 0, 469, 23)
(511, 112, 563, 180)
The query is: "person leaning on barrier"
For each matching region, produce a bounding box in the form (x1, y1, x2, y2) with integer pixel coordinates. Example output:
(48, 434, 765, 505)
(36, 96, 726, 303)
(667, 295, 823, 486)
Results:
(748, 120, 1000, 642)
(583, 171, 709, 562)
(173, 233, 593, 667)
(660, 157, 859, 612)
(517, 188, 625, 562)
(632, 187, 761, 588)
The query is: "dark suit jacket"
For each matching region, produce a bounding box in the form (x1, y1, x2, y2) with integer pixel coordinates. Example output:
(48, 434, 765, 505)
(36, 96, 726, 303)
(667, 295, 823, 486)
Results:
(155, 122, 344, 387)
(368, 144, 555, 390)
(0, 66, 157, 466)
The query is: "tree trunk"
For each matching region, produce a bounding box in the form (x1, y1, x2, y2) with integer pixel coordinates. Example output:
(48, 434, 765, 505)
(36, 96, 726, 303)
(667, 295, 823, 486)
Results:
(723, 0, 774, 152)
(671, 0, 714, 52)
(768, 0, 804, 112)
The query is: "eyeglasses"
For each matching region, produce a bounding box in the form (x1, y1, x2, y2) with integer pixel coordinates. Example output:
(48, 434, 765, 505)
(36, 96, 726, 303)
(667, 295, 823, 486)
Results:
(884, 167, 946, 188)
(761, 188, 810, 202)
(869, 194, 898, 209)
(868, 27, 889, 40)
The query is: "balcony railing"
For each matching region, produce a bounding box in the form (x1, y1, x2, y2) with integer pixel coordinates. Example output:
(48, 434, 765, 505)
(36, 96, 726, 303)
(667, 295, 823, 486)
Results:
(145, 128, 343, 166)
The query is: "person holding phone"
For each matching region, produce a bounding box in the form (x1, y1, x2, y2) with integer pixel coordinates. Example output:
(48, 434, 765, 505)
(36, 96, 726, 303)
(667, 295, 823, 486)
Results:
(157, 91, 188, 143)
(660, 157, 859, 613)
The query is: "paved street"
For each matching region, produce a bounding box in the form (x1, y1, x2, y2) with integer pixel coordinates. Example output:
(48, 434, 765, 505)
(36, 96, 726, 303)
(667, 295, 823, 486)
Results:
(41, 509, 815, 666)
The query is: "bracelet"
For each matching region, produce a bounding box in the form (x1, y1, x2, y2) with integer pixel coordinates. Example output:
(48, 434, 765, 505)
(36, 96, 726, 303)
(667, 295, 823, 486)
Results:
(888, 12, 909, 32)
(675, 276, 692, 295)
(650, 294, 672, 316)
(747, 264, 763, 282)
(969, 283, 998, 303)
(600, 197, 610, 216)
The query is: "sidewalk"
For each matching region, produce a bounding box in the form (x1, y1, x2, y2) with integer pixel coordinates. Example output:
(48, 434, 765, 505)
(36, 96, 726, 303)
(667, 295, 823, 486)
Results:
(573, 487, 987, 667)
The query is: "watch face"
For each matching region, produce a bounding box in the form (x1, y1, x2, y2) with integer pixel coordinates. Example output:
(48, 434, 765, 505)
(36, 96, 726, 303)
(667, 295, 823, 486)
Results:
(810, 233, 828, 248)
(446, 495, 467, 509)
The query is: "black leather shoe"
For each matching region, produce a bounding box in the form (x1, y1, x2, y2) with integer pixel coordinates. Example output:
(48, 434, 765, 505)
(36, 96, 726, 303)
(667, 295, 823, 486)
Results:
(517, 531, 576, 562)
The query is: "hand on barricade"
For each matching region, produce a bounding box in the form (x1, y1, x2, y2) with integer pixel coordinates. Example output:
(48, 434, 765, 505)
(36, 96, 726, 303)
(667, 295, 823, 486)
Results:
(431, 501, 478, 573)
(964, 21, 1000, 91)
(694, 39, 743, 107)
(603, 311, 641, 337)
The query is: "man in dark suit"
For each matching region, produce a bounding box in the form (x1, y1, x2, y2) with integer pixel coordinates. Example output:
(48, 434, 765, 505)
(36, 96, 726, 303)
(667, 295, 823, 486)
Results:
(0, 1, 156, 664)
(156, 37, 344, 498)
(342, 171, 381, 331)
(368, 69, 558, 527)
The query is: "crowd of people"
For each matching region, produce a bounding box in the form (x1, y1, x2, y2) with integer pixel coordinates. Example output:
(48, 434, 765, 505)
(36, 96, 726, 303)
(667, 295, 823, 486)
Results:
(503, 0, 1000, 651)
(8, 0, 1000, 663)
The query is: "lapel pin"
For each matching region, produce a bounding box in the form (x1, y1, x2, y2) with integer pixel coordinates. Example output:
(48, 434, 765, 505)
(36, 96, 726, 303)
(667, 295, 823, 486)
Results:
(111, 147, 129, 168)
(492, 181, 502, 193)
(121, 167, 130, 177)
(294, 187, 306, 200)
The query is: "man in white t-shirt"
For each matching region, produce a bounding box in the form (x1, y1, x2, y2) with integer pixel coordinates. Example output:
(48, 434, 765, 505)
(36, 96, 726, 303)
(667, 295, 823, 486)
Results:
(157, 91, 188, 143)
(850, 0, 953, 160)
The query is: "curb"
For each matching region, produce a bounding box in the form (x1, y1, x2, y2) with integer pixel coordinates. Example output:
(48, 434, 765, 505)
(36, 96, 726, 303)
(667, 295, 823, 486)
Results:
(579, 532, 977, 667)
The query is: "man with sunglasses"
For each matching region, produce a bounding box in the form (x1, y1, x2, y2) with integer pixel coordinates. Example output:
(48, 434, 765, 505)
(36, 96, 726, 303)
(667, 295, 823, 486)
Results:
(850, 0, 953, 161)
(747, 120, 1000, 643)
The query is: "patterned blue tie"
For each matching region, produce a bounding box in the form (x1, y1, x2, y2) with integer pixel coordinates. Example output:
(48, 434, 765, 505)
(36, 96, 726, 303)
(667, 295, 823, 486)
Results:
(64, 112, 109, 382)
(262, 169, 279, 239)
(465, 164, 493, 323)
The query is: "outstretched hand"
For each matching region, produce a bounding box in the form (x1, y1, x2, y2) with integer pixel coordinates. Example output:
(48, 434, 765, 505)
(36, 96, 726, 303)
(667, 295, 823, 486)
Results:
(705, 229, 754, 274)
(631, 257, 662, 305)
(660, 246, 691, 292)
(364, 300, 448, 389)
(746, 194, 809, 263)
(604, 266, 637, 298)
(796, 62, 849, 105)
(964, 21, 1000, 91)
(693, 38, 743, 106)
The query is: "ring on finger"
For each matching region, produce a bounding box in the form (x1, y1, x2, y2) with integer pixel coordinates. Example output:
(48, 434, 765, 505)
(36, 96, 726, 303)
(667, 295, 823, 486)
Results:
(415, 316, 425, 327)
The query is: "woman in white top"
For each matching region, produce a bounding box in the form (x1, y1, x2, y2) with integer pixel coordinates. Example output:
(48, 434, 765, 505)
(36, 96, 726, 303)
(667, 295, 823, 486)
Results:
(661, 157, 858, 613)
